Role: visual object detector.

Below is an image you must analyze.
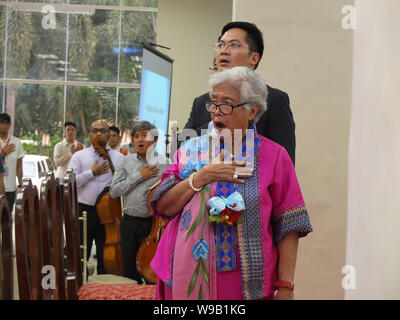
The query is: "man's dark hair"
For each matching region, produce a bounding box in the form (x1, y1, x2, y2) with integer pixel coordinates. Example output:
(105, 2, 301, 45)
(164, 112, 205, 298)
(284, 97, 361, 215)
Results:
(109, 125, 120, 135)
(131, 121, 158, 139)
(0, 113, 11, 124)
(220, 21, 264, 69)
(64, 121, 76, 129)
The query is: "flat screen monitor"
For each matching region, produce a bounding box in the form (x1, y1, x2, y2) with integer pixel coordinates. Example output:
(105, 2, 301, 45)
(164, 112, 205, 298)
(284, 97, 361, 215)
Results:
(138, 44, 173, 156)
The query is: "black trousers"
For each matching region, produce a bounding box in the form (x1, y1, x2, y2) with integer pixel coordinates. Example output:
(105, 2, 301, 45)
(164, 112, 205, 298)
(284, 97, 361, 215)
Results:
(6, 191, 15, 212)
(78, 203, 106, 275)
(120, 215, 152, 283)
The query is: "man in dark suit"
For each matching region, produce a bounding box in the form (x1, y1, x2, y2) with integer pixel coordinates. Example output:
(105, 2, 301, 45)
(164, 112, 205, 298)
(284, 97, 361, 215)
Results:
(182, 21, 296, 164)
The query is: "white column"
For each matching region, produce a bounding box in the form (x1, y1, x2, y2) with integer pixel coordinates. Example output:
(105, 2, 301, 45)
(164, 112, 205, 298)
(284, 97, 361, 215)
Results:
(346, 0, 400, 299)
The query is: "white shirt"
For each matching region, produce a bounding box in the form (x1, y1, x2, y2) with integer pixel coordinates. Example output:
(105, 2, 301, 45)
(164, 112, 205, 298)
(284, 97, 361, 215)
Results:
(68, 145, 123, 206)
(0, 135, 24, 192)
(107, 143, 120, 152)
(53, 139, 84, 182)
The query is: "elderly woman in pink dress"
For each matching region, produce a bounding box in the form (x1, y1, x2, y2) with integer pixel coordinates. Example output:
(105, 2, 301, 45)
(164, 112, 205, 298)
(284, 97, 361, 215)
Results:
(151, 66, 312, 300)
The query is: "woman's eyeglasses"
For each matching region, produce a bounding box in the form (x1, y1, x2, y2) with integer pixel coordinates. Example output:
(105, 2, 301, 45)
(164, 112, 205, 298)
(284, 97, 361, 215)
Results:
(205, 101, 251, 115)
(91, 128, 109, 134)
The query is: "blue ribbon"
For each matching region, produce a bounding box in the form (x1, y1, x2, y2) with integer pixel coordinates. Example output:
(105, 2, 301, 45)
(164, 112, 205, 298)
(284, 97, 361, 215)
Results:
(208, 191, 245, 215)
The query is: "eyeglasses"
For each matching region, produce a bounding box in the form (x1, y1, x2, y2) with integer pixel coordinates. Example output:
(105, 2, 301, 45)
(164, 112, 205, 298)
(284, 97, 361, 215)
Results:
(205, 101, 252, 115)
(91, 128, 109, 134)
(213, 40, 255, 52)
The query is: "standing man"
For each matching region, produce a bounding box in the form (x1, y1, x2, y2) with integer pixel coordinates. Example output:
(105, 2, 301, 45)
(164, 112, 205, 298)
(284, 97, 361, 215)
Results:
(0, 113, 24, 210)
(69, 120, 123, 275)
(107, 125, 128, 155)
(183, 21, 296, 164)
(110, 121, 171, 282)
(53, 121, 84, 183)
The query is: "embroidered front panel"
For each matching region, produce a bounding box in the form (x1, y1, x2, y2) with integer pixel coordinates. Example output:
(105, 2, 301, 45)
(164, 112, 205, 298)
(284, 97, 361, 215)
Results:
(211, 128, 258, 274)
(214, 222, 236, 272)
(237, 136, 264, 300)
(213, 181, 239, 272)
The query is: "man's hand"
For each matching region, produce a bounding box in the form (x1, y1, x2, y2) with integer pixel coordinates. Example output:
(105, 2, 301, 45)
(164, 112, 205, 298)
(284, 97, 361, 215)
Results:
(91, 159, 110, 176)
(3, 143, 15, 155)
(139, 165, 159, 180)
(71, 144, 83, 155)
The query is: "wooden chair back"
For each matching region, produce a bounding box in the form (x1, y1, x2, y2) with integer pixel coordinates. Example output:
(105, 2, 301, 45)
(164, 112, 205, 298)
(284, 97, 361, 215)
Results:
(39, 172, 66, 299)
(14, 179, 42, 300)
(63, 168, 83, 299)
(0, 195, 12, 300)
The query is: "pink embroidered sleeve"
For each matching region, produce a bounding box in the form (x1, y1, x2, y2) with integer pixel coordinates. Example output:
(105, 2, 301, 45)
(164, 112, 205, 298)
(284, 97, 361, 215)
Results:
(270, 148, 313, 243)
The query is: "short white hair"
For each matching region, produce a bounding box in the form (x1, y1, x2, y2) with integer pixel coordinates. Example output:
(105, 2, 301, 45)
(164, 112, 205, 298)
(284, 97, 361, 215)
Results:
(208, 66, 268, 124)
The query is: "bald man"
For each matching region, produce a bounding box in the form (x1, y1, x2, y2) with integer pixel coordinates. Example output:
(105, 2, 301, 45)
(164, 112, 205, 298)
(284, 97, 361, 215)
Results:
(69, 120, 123, 276)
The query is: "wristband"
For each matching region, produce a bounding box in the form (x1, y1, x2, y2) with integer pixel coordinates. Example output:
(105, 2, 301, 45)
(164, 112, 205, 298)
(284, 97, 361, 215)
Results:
(274, 280, 294, 291)
(188, 172, 202, 192)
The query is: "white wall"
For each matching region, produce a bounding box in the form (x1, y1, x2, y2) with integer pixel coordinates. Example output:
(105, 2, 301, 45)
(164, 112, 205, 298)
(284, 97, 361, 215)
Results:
(234, 0, 354, 299)
(346, 0, 400, 299)
(157, 0, 233, 130)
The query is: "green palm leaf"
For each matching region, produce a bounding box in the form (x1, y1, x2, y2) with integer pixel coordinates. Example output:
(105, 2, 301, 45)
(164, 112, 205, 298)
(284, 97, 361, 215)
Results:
(197, 284, 203, 300)
(187, 261, 200, 297)
(199, 257, 209, 287)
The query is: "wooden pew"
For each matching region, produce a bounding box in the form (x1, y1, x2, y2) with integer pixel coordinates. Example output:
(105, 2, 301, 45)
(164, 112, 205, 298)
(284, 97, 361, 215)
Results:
(14, 170, 83, 300)
(61, 168, 157, 300)
(0, 195, 12, 300)
(63, 168, 83, 300)
(39, 172, 66, 299)
(14, 179, 43, 300)
(15, 173, 67, 300)
(13, 169, 157, 300)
